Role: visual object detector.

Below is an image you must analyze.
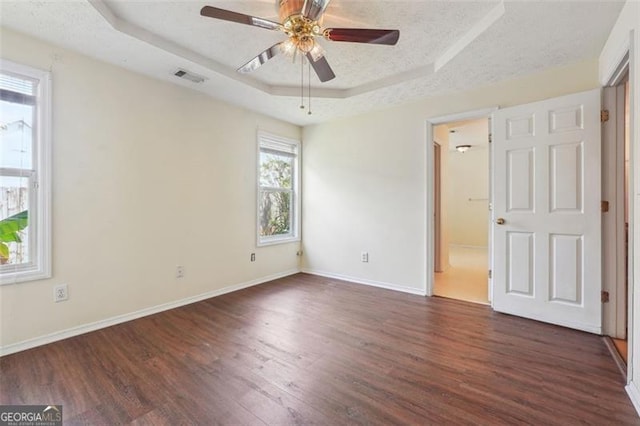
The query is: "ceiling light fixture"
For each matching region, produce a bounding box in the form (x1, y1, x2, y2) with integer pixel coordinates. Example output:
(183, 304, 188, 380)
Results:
(281, 14, 323, 56)
(278, 13, 327, 115)
(456, 144, 471, 153)
(200, 0, 401, 115)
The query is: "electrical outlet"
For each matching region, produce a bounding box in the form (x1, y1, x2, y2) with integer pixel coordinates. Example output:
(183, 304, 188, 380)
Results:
(361, 252, 369, 263)
(176, 265, 184, 279)
(250, 253, 256, 262)
(54, 284, 68, 302)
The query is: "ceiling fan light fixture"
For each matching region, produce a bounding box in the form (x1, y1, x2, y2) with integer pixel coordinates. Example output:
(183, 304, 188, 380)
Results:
(297, 36, 315, 53)
(280, 39, 297, 56)
(200, 1, 400, 111)
(456, 144, 472, 153)
(308, 42, 325, 62)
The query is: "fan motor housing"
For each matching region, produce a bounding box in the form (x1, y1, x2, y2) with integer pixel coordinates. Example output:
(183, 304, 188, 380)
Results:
(278, 0, 305, 22)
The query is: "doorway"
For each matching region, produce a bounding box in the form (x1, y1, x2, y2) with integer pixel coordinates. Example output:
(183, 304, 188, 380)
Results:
(432, 118, 490, 304)
(603, 72, 631, 364)
(427, 91, 604, 334)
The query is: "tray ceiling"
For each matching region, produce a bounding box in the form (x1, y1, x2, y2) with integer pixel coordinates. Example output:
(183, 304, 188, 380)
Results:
(0, 1, 625, 125)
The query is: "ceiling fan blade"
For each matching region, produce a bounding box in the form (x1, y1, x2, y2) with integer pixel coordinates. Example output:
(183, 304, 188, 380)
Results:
(238, 43, 282, 74)
(306, 53, 336, 82)
(200, 6, 281, 31)
(301, 0, 331, 22)
(324, 28, 400, 45)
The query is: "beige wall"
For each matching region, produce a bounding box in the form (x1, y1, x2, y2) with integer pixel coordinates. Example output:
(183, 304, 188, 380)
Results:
(599, 0, 640, 412)
(447, 146, 489, 247)
(0, 28, 301, 350)
(302, 58, 599, 293)
(0, 20, 612, 353)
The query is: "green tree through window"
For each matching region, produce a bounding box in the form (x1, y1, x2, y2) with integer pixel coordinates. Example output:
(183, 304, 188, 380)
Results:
(258, 134, 299, 245)
(1, 61, 52, 284)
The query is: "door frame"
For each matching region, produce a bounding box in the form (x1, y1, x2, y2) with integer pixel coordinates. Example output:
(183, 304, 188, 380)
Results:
(603, 65, 630, 340)
(600, 25, 636, 397)
(433, 142, 443, 273)
(425, 107, 497, 296)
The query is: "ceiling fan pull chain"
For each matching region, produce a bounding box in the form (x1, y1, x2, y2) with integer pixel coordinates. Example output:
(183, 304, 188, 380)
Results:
(300, 54, 305, 110)
(308, 59, 312, 115)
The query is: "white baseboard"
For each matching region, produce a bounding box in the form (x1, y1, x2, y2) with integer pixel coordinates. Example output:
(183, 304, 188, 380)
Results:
(626, 381, 640, 416)
(0, 269, 300, 357)
(302, 268, 427, 296)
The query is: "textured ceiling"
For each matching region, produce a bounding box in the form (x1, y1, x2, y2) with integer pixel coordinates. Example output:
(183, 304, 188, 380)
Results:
(104, 0, 498, 89)
(0, 0, 625, 126)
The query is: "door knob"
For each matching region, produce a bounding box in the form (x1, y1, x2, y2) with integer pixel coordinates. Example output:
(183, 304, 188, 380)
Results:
(496, 218, 506, 225)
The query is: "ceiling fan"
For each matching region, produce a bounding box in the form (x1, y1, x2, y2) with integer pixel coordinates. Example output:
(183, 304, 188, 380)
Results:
(200, 0, 400, 83)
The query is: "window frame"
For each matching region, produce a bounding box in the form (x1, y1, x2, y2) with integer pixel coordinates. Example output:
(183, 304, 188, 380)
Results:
(0, 60, 52, 285)
(256, 131, 300, 247)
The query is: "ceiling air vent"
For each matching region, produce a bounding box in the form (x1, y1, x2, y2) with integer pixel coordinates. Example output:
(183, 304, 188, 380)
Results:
(174, 69, 207, 84)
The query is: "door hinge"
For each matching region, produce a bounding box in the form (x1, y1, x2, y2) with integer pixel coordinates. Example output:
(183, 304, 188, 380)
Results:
(601, 109, 610, 123)
(601, 291, 610, 303)
(488, 269, 492, 279)
(488, 133, 492, 143)
(601, 200, 609, 212)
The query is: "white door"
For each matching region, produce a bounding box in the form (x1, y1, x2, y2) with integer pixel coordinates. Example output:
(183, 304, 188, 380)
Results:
(492, 89, 602, 334)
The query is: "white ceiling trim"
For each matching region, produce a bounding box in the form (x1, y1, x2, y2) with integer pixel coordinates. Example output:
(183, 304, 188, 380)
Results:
(435, 1, 505, 72)
(270, 63, 436, 99)
(87, 0, 270, 92)
(87, 0, 505, 100)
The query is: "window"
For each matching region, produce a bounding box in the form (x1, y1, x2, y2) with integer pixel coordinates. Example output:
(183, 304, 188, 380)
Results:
(0, 60, 51, 284)
(257, 132, 300, 246)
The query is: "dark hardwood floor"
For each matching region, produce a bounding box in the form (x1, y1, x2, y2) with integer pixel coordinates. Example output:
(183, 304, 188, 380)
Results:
(1, 273, 638, 425)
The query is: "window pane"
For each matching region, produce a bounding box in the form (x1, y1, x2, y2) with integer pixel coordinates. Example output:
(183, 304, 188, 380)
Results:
(1, 99, 34, 169)
(259, 190, 292, 237)
(0, 175, 30, 265)
(260, 151, 292, 189)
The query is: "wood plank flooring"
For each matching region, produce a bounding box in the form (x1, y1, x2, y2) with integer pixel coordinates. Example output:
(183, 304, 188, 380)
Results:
(614, 338, 629, 363)
(1, 273, 638, 425)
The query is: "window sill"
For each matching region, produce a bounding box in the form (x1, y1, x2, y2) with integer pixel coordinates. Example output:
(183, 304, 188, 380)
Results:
(257, 236, 300, 247)
(0, 268, 51, 286)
